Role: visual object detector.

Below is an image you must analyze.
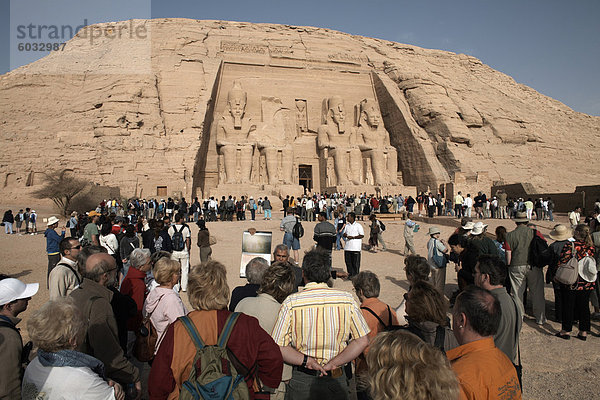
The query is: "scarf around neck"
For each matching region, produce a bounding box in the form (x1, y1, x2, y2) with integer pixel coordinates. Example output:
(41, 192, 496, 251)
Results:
(38, 349, 105, 379)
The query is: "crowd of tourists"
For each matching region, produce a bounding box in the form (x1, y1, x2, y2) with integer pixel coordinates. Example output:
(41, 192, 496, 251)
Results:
(2, 190, 600, 400)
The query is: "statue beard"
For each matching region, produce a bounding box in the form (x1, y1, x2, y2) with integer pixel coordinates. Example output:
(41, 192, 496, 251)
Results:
(233, 115, 242, 129)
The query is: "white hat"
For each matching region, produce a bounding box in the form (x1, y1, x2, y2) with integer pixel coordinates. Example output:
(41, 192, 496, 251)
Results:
(0, 278, 39, 306)
(31, 210, 36, 213)
(471, 222, 488, 235)
(462, 221, 475, 230)
(428, 226, 441, 235)
(47, 216, 60, 226)
(579, 257, 598, 283)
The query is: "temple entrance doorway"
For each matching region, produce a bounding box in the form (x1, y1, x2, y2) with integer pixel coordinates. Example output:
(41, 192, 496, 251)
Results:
(299, 165, 313, 193)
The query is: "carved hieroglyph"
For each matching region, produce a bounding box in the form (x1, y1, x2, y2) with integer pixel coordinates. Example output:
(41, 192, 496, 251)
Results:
(216, 81, 256, 184)
(317, 96, 362, 186)
(355, 98, 398, 185)
(295, 99, 308, 135)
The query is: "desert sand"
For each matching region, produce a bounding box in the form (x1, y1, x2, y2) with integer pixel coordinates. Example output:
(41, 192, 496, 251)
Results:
(1, 204, 598, 399)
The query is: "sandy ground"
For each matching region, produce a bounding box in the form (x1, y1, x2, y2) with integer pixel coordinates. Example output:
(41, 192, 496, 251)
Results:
(1, 203, 599, 399)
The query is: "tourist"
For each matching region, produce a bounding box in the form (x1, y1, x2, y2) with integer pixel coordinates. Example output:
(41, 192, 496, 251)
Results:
(334, 210, 346, 251)
(343, 212, 364, 277)
(367, 330, 459, 400)
(167, 213, 191, 292)
(403, 280, 458, 351)
(555, 224, 596, 340)
(469, 222, 498, 256)
(28, 209, 38, 234)
(263, 195, 272, 220)
(48, 237, 82, 299)
(403, 214, 418, 256)
(463, 194, 473, 217)
(426, 226, 448, 295)
(148, 261, 283, 398)
(82, 211, 100, 246)
(493, 226, 508, 262)
(448, 233, 478, 291)
(474, 255, 522, 363)
(506, 211, 546, 325)
(70, 252, 141, 393)
(272, 249, 369, 399)
(152, 219, 172, 254)
(352, 271, 399, 400)
(2, 210, 14, 234)
(447, 286, 522, 399)
(569, 206, 581, 228)
(280, 208, 301, 261)
(119, 224, 140, 279)
(68, 211, 79, 237)
(0, 276, 39, 399)
(99, 223, 120, 278)
(196, 219, 213, 262)
(229, 257, 269, 311)
(474, 191, 485, 219)
(313, 211, 336, 269)
(120, 248, 152, 355)
(143, 257, 187, 354)
(15, 209, 24, 234)
(44, 216, 66, 286)
(454, 191, 464, 218)
(546, 224, 572, 322)
(22, 298, 125, 400)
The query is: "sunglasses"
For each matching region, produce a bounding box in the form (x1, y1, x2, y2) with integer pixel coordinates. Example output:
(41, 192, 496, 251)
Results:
(69, 245, 82, 250)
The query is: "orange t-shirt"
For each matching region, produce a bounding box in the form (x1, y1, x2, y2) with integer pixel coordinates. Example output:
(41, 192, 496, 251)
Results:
(447, 337, 522, 400)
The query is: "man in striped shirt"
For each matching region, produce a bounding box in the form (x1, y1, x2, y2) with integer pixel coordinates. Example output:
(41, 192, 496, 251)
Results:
(272, 249, 370, 399)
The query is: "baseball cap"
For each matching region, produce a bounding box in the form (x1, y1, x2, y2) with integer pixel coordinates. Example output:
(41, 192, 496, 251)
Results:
(0, 278, 39, 306)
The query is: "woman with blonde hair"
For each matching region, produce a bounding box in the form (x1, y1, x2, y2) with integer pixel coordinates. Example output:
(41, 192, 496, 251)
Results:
(148, 261, 283, 398)
(555, 223, 597, 340)
(143, 257, 187, 354)
(367, 330, 459, 400)
(22, 298, 124, 400)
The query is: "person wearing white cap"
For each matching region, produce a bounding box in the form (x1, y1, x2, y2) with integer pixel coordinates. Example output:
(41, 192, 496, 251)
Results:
(44, 216, 66, 288)
(427, 226, 449, 295)
(0, 276, 39, 399)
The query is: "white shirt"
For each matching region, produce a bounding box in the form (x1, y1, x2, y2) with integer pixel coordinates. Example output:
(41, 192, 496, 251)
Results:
(22, 357, 116, 400)
(305, 199, 314, 209)
(168, 224, 191, 253)
(99, 234, 118, 255)
(464, 197, 473, 207)
(343, 221, 364, 252)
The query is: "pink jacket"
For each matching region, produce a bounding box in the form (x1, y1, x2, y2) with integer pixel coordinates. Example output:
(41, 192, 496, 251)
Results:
(143, 287, 188, 353)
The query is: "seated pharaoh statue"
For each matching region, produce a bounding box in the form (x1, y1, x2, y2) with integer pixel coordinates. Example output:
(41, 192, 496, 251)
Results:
(216, 80, 256, 184)
(317, 96, 361, 186)
(355, 98, 398, 185)
(256, 96, 295, 185)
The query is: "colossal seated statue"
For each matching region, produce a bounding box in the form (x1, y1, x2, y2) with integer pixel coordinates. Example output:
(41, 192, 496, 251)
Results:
(256, 96, 295, 185)
(317, 96, 361, 186)
(355, 98, 398, 185)
(216, 81, 256, 184)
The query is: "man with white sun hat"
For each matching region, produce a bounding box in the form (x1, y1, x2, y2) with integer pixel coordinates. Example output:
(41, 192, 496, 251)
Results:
(0, 276, 39, 398)
(44, 216, 66, 287)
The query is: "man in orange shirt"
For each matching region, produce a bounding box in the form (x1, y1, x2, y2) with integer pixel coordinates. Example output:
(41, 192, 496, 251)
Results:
(352, 271, 399, 400)
(447, 286, 522, 400)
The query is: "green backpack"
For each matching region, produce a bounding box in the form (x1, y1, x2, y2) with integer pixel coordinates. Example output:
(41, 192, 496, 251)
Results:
(178, 313, 251, 400)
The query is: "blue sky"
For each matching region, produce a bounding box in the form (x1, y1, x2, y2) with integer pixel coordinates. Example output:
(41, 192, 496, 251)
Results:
(1, 0, 599, 115)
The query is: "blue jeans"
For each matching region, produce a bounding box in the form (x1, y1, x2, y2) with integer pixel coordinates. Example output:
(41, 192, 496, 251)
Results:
(336, 231, 343, 250)
(283, 232, 300, 250)
(4, 222, 13, 234)
(548, 210, 554, 221)
(264, 209, 272, 219)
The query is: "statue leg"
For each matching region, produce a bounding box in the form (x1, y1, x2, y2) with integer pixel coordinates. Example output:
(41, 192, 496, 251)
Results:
(332, 149, 350, 185)
(221, 146, 236, 184)
(369, 151, 385, 185)
(387, 148, 398, 185)
(281, 148, 294, 184)
(239, 146, 254, 184)
(264, 147, 279, 185)
(350, 149, 362, 185)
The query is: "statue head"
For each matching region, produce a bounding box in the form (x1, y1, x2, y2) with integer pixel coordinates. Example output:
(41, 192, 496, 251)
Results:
(360, 98, 381, 128)
(327, 96, 346, 133)
(227, 80, 247, 128)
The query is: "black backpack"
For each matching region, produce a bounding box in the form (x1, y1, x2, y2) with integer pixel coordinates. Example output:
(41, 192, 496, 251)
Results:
(529, 230, 550, 268)
(379, 221, 386, 232)
(172, 225, 186, 251)
(292, 217, 304, 239)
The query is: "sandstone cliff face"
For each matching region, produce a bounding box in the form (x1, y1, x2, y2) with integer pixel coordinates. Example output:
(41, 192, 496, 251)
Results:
(1, 19, 598, 201)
